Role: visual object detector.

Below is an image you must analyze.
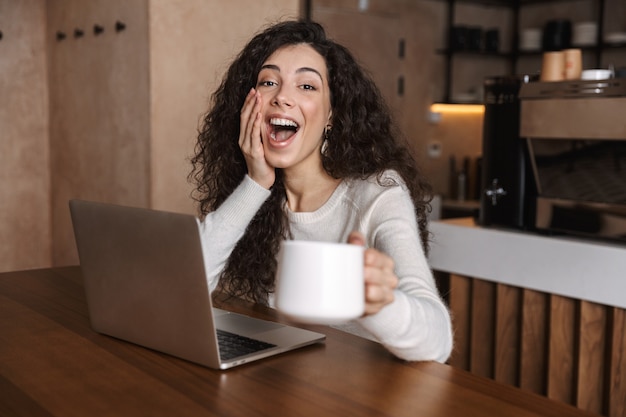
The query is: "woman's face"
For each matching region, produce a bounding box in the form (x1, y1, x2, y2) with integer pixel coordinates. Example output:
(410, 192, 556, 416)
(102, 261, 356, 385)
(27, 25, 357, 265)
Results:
(256, 43, 332, 174)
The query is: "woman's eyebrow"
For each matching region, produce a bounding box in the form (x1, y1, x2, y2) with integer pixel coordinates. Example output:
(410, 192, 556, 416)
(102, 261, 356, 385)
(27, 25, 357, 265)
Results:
(297, 67, 323, 82)
(260, 64, 323, 82)
(260, 64, 280, 72)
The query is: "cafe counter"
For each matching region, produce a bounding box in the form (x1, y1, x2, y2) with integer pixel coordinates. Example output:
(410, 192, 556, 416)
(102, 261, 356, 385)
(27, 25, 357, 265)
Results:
(428, 217, 626, 417)
(429, 217, 626, 309)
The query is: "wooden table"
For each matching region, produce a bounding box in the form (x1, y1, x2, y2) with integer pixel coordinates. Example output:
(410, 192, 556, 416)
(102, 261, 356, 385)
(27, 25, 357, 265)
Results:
(0, 267, 597, 417)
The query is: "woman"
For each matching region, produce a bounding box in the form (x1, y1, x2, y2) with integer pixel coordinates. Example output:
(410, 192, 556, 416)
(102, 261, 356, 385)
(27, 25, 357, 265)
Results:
(190, 20, 452, 362)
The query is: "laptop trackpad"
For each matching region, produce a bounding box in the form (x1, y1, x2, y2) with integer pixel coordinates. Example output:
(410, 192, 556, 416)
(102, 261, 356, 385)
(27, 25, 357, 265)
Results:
(215, 311, 284, 336)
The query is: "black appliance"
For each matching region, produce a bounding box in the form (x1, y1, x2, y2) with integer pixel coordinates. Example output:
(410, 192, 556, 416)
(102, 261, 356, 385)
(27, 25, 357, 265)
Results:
(478, 75, 537, 229)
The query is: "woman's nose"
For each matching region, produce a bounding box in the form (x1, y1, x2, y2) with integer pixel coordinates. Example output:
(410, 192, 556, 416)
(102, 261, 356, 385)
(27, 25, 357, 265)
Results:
(271, 87, 293, 107)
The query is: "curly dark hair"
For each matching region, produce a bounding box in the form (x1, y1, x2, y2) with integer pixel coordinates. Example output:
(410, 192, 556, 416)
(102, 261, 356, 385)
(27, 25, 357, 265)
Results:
(190, 20, 432, 304)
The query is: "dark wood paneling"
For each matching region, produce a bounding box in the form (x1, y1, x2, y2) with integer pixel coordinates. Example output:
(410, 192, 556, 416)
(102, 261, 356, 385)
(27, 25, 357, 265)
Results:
(470, 279, 495, 378)
(577, 301, 607, 415)
(440, 271, 626, 417)
(520, 289, 548, 395)
(608, 307, 626, 417)
(549, 295, 577, 404)
(494, 284, 521, 385)
(449, 274, 471, 369)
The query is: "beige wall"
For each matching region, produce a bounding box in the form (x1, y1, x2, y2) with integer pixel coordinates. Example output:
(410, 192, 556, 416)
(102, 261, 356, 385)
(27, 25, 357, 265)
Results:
(149, 0, 301, 214)
(47, 0, 152, 265)
(0, 0, 50, 272)
(0, 0, 301, 272)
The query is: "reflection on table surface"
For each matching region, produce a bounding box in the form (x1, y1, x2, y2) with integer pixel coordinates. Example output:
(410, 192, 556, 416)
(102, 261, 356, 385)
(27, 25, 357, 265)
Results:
(0, 266, 597, 417)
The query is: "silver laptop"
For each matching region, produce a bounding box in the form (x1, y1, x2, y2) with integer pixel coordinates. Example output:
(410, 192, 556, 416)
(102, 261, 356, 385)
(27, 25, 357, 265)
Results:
(69, 199, 325, 369)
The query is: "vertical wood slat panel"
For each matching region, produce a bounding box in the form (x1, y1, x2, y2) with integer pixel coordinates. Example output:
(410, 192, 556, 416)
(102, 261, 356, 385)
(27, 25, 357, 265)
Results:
(448, 274, 471, 369)
(494, 284, 521, 386)
(608, 307, 626, 417)
(576, 301, 607, 415)
(439, 271, 624, 416)
(547, 295, 577, 405)
(520, 289, 548, 395)
(470, 279, 495, 378)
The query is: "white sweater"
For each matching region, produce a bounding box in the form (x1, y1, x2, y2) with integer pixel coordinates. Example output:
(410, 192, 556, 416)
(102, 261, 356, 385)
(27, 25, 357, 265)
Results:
(199, 171, 453, 363)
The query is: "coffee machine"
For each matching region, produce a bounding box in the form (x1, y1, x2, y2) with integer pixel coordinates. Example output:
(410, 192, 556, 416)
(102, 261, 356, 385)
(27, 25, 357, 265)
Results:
(519, 78, 626, 242)
(478, 75, 537, 229)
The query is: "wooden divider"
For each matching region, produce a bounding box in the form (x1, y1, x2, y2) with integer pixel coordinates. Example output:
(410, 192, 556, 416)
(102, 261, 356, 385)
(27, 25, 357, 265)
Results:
(439, 273, 626, 417)
(470, 279, 495, 378)
(607, 308, 626, 417)
(577, 301, 607, 414)
(548, 295, 577, 405)
(448, 274, 470, 370)
(495, 284, 521, 385)
(520, 289, 548, 394)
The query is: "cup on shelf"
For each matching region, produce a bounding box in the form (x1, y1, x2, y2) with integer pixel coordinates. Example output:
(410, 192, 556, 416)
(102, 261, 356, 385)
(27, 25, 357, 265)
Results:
(605, 32, 626, 45)
(519, 28, 541, 51)
(468, 27, 483, 51)
(581, 69, 613, 80)
(572, 21, 597, 47)
(450, 25, 469, 50)
(485, 29, 499, 52)
(563, 48, 582, 80)
(540, 51, 565, 81)
(542, 19, 572, 51)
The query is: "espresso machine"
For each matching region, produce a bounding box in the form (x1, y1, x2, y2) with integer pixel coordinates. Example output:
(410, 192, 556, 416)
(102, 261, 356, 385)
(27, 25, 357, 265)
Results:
(519, 78, 626, 242)
(479, 76, 626, 242)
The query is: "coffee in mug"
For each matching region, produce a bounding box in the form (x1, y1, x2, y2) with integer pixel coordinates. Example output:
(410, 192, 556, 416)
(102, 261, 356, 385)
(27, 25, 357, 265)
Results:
(275, 240, 364, 324)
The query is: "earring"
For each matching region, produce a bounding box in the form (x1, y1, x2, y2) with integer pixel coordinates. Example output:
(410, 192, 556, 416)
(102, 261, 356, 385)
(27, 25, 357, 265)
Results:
(324, 125, 332, 140)
(321, 125, 332, 155)
(321, 139, 329, 155)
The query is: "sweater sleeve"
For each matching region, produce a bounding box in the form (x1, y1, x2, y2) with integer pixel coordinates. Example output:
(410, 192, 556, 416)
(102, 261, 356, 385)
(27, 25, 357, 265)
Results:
(198, 175, 271, 292)
(355, 183, 453, 363)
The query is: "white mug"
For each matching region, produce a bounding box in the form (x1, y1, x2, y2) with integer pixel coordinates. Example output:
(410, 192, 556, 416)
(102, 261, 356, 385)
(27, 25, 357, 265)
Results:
(275, 240, 365, 324)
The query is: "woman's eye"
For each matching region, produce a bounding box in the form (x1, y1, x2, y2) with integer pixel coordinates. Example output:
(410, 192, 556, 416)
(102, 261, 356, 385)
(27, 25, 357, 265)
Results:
(258, 80, 276, 87)
(301, 84, 316, 91)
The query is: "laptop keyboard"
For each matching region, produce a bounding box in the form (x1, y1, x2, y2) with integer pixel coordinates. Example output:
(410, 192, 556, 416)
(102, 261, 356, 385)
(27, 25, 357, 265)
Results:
(217, 329, 277, 361)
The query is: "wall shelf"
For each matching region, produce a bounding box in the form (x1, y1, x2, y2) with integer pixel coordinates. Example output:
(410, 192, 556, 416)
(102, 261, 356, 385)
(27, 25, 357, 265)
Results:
(439, 0, 611, 103)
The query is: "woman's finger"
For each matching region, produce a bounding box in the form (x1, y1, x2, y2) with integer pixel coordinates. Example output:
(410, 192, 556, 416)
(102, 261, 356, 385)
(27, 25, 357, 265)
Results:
(239, 88, 258, 148)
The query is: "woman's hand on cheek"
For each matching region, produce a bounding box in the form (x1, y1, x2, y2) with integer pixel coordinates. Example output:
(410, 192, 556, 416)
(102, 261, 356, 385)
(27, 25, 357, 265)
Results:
(239, 88, 275, 189)
(347, 232, 399, 316)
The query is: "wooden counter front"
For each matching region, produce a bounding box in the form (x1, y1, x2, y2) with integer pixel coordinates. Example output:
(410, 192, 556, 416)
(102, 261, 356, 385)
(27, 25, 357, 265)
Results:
(429, 218, 626, 417)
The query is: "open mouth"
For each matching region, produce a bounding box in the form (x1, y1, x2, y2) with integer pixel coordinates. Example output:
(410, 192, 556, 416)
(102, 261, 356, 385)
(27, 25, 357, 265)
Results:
(269, 118, 299, 142)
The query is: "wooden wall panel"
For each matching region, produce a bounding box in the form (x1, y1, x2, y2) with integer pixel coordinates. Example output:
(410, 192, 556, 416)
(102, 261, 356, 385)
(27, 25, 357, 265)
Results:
(494, 284, 521, 386)
(520, 289, 548, 395)
(470, 279, 495, 378)
(0, 2, 51, 273)
(576, 301, 607, 415)
(47, 1, 152, 266)
(448, 274, 471, 369)
(438, 270, 626, 417)
(607, 307, 626, 417)
(547, 295, 577, 404)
